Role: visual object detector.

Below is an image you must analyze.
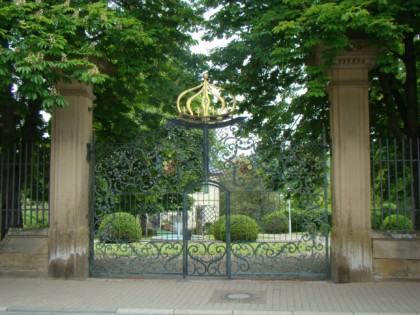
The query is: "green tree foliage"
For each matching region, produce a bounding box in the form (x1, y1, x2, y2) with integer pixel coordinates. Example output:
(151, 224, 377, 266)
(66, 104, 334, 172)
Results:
(199, 0, 419, 141)
(92, 1, 208, 142)
(199, 0, 419, 229)
(0, 0, 206, 237)
(0, 0, 206, 145)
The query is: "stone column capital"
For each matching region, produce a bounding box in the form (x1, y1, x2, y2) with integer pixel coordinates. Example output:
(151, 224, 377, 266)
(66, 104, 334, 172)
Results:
(56, 80, 96, 102)
(311, 40, 377, 71)
(330, 40, 376, 71)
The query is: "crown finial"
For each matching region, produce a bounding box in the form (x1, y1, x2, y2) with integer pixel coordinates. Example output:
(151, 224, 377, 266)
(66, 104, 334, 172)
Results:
(176, 73, 236, 123)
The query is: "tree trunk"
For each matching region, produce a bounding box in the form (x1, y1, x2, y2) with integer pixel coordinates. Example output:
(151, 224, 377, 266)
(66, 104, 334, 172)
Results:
(402, 33, 419, 140)
(402, 33, 419, 230)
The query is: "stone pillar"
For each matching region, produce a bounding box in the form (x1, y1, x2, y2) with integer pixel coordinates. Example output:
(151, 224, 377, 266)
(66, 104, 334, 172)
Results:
(48, 81, 94, 279)
(328, 41, 376, 282)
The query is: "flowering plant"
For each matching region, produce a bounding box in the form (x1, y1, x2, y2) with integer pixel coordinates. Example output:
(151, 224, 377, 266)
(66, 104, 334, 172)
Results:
(163, 160, 175, 175)
(234, 158, 253, 174)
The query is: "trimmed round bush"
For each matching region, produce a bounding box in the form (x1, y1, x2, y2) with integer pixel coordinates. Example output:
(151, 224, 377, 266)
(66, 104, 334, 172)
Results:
(213, 215, 226, 241)
(381, 214, 413, 230)
(214, 214, 258, 242)
(381, 202, 397, 215)
(264, 211, 288, 233)
(99, 212, 141, 243)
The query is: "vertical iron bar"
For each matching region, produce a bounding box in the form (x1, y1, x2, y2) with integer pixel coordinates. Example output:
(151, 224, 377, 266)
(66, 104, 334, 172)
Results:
(379, 139, 384, 222)
(30, 143, 34, 226)
(23, 143, 29, 226)
(402, 139, 407, 225)
(409, 139, 415, 224)
(89, 132, 95, 277)
(226, 190, 231, 280)
(203, 124, 210, 183)
(0, 149, 6, 238)
(182, 190, 188, 278)
(35, 144, 40, 225)
(0, 149, 3, 237)
(5, 148, 10, 232)
(416, 138, 420, 230)
(322, 126, 329, 278)
(394, 139, 399, 220)
(11, 144, 17, 227)
(371, 140, 377, 228)
(41, 144, 47, 226)
(17, 143, 23, 227)
(386, 139, 391, 215)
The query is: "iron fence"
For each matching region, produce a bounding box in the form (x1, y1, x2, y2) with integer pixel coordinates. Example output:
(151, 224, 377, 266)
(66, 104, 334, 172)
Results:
(91, 123, 330, 279)
(1, 135, 416, 244)
(371, 138, 420, 230)
(0, 143, 50, 239)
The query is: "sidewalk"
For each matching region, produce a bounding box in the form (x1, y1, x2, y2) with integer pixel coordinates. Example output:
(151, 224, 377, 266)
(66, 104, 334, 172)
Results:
(1, 277, 420, 315)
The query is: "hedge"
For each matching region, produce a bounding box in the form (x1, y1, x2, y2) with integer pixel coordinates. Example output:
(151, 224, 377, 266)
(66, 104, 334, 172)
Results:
(98, 212, 141, 243)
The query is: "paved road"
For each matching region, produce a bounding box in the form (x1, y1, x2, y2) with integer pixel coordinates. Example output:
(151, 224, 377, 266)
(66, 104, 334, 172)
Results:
(1, 277, 420, 314)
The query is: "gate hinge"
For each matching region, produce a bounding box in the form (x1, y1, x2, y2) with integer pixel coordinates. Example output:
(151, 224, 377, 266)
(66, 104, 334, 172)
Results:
(86, 143, 92, 162)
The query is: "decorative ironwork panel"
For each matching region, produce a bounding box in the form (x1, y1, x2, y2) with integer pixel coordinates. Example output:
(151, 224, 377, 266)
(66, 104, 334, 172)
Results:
(206, 122, 329, 278)
(183, 181, 230, 277)
(91, 128, 203, 276)
(91, 120, 329, 279)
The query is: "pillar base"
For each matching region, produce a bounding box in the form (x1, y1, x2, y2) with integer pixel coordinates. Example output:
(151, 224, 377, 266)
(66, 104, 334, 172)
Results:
(48, 226, 89, 279)
(331, 228, 373, 282)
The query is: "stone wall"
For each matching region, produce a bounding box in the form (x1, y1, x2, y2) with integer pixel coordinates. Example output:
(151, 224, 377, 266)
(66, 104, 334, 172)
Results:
(372, 230, 420, 280)
(0, 228, 48, 277)
(1, 228, 420, 280)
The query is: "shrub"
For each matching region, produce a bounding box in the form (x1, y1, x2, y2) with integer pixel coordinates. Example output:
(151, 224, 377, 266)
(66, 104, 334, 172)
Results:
(146, 228, 156, 237)
(22, 211, 49, 228)
(264, 211, 288, 233)
(280, 207, 331, 233)
(214, 214, 258, 242)
(281, 208, 304, 232)
(380, 202, 397, 215)
(371, 211, 383, 229)
(99, 212, 141, 243)
(381, 214, 413, 230)
(213, 215, 226, 241)
(204, 222, 214, 235)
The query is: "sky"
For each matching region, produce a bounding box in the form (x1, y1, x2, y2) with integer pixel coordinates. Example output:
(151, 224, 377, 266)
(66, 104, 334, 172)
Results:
(190, 30, 230, 55)
(190, 6, 229, 56)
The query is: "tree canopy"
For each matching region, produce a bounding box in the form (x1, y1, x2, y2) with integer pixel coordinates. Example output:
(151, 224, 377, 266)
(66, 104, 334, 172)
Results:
(199, 0, 419, 141)
(0, 0, 207, 146)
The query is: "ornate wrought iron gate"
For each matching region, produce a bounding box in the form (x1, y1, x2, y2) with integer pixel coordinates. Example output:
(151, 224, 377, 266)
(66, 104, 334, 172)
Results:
(90, 74, 329, 279)
(90, 120, 329, 278)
